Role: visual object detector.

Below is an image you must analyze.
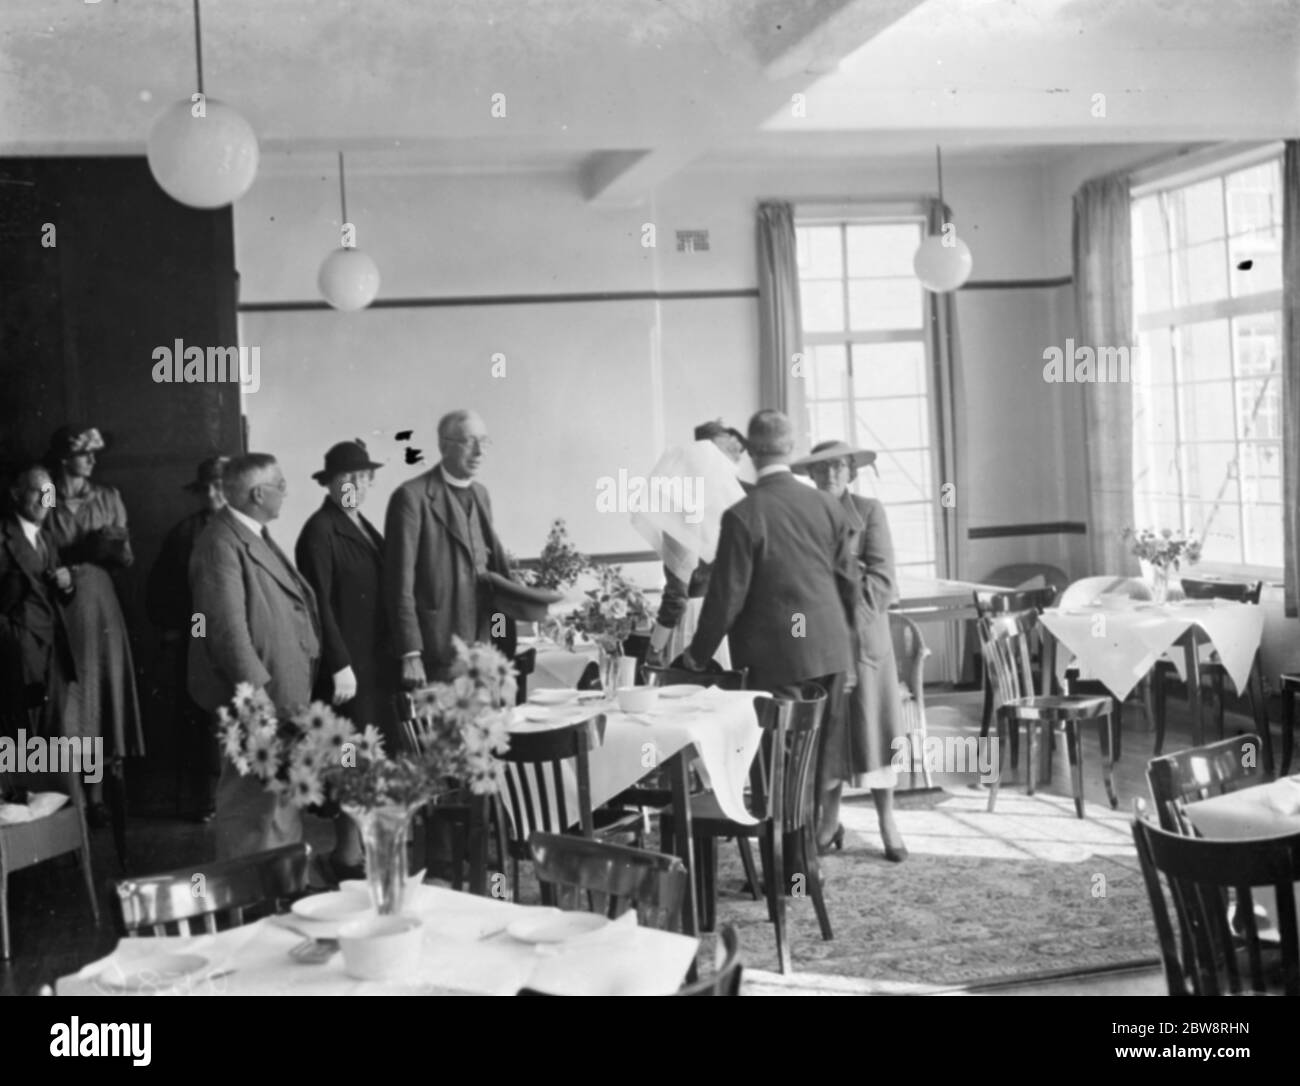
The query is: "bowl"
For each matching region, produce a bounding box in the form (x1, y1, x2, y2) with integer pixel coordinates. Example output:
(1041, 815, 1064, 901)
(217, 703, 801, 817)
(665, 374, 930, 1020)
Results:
(616, 686, 659, 714)
(338, 915, 425, 981)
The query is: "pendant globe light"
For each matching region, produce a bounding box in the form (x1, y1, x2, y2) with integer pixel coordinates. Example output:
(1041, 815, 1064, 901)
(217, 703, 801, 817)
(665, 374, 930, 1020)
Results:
(318, 152, 381, 311)
(913, 146, 973, 293)
(147, 0, 259, 209)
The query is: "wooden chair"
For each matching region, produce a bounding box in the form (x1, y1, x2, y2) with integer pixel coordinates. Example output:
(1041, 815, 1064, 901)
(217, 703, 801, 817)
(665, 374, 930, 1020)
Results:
(1146, 734, 1265, 835)
(528, 831, 687, 931)
(1280, 674, 1300, 776)
(1131, 806, 1300, 996)
(980, 611, 1117, 818)
(498, 715, 643, 901)
(0, 770, 99, 959)
(643, 665, 749, 691)
(110, 843, 310, 937)
(973, 586, 1057, 757)
(1152, 578, 1271, 772)
(889, 611, 933, 789)
(660, 684, 828, 974)
(675, 924, 744, 996)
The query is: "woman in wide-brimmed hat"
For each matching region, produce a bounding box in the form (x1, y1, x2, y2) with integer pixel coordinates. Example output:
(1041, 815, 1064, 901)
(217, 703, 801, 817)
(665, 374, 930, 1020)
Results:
(42, 425, 145, 827)
(792, 439, 908, 861)
(294, 439, 390, 881)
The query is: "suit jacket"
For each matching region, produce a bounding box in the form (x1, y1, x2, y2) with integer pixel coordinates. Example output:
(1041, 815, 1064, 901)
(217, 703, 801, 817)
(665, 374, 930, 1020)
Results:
(655, 479, 754, 628)
(0, 516, 75, 725)
(688, 471, 857, 689)
(187, 507, 321, 714)
(295, 498, 387, 705)
(383, 465, 512, 673)
(843, 494, 899, 668)
(146, 508, 215, 633)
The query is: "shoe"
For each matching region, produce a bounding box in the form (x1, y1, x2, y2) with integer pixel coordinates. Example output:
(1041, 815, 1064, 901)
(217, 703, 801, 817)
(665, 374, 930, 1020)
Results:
(884, 843, 909, 863)
(86, 802, 109, 829)
(816, 824, 845, 856)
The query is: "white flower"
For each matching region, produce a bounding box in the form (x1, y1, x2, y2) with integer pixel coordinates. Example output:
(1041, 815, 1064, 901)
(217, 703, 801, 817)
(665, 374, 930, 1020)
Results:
(246, 729, 280, 782)
(232, 682, 256, 710)
(287, 764, 325, 809)
(357, 725, 386, 763)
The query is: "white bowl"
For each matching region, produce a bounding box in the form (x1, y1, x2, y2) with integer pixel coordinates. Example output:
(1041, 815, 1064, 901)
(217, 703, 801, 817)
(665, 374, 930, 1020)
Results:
(616, 686, 659, 714)
(338, 915, 425, 981)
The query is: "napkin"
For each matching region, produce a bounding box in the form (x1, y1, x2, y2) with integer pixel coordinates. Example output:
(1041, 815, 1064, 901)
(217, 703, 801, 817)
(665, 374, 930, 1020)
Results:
(523, 912, 676, 996)
(1266, 778, 1300, 816)
(0, 792, 71, 823)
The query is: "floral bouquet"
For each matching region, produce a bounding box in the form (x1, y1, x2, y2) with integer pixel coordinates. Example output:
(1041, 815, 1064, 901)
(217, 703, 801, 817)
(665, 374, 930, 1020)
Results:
(558, 564, 653, 656)
(511, 518, 592, 591)
(1122, 527, 1203, 571)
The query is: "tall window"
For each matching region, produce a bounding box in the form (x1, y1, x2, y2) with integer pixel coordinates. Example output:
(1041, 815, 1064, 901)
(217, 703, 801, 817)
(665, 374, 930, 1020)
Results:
(795, 216, 937, 578)
(1132, 153, 1284, 570)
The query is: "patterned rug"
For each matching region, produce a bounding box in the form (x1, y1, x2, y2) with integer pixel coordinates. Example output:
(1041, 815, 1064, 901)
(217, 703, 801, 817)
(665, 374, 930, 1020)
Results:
(696, 787, 1160, 993)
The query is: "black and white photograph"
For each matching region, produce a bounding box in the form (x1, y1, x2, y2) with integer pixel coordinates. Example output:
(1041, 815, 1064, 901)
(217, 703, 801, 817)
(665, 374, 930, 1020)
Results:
(0, 0, 1298, 1038)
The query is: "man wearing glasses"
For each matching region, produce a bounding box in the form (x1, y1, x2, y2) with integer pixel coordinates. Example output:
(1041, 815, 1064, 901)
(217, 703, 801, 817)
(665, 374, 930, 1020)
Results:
(385, 409, 516, 687)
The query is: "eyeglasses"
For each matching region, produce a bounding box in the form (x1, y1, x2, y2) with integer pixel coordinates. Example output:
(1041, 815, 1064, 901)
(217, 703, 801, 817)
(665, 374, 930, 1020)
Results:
(447, 437, 491, 452)
(809, 461, 850, 475)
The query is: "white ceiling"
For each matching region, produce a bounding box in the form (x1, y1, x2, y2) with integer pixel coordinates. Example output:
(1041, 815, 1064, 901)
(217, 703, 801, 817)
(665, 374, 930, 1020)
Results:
(0, 0, 1294, 196)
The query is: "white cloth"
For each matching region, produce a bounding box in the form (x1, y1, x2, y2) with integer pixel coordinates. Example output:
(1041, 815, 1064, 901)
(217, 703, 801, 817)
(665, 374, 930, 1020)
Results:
(439, 464, 472, 489)
(1038, 600, 1265, 703)
(755, 464, 791, 479)
(226, 505, 264, 538)
(1183, 778, 1300, 839)
(17, 515, 41, 551)
(57, 886, 698, 996)
(629, 440, 745, 585)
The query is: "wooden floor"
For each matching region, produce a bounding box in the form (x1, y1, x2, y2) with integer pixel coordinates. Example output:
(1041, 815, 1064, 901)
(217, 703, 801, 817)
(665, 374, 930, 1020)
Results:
(1, 681, 1290, 996)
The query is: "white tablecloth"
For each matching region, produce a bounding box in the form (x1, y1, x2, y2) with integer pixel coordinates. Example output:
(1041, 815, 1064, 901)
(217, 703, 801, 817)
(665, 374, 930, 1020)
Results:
(1038, 600, 1265, 703)
(507, 687, 764, 826)
(1182, 777, 1300, 839)
(56, 885, 699, 996)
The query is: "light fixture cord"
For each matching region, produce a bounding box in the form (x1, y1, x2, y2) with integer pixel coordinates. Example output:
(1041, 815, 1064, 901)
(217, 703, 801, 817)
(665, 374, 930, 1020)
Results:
(338, 151, 349, 225)
(193, 0, 204, 95)
(935, 145, 945, 209)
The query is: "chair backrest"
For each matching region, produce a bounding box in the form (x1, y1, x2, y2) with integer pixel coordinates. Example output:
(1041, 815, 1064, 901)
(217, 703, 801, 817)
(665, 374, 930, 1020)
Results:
(528, 831, 687, 931)
(110, 843, 311, 937)
(976, 611, 1038, 707)
(982, 563, 1069, 600)
(643, 665, 749, 691)
(1058, 575, 1152, 609)
(675, 924, 744, 996)
(749, 684, 826, 833)
(1146, 735, 1265, 834)
(1179, 578, 1263, 605)
(972, 586, 1058, 617)
(498, 715, 604, 850)
(513, 647, 537, 704)
(888, 611, 930, 695)
(1131, 812, 1300, 996)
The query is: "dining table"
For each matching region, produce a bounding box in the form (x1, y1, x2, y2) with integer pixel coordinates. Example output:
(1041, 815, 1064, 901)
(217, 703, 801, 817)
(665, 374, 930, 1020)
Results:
(892, 575, 1010, 685)
(1037, 597, 1268, 762)
(56, 884, 700, 996)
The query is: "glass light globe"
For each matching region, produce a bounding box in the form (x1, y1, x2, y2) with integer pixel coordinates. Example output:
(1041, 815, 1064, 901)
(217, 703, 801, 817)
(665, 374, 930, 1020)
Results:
(913, 234, 973, 293)
(147, 98, 259, 209)
(319, 248, 381, 311)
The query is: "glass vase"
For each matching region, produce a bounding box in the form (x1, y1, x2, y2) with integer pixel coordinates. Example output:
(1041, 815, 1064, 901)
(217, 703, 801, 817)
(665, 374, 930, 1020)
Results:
(597, 639, 625, 696)
(346, 804, 414, 915)
(1149, 563, 1169, 606)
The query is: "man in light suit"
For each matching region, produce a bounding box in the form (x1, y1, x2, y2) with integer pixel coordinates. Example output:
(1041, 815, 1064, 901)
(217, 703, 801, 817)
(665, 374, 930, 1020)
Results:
(188, 453, 322, 860)
(679, 410, 858, 852)
(384, 409, 514, 687)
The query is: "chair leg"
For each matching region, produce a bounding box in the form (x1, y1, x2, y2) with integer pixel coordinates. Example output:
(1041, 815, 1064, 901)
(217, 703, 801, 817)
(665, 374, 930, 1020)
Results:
(980, 678, 993, 740)
(1247, 661, 1274, 777)
(1100, 714, 1118, 809)
(1, 863, 9, 961)
(1284, 689, 1296, 777)
(1008, 712, 1020, 770)
(1112, 699, 1123, 762)
(1153, 673, 1167, 755)
(107, 758, 128, 871)
(1214, 671, 1225, 740)
(79, 846, 100, 925)
(770, 824, 790, 974)
(804, 826, 833, 941)
(987, 715, 1004, 813)
(1025, 719, 1037, 796)
(1064, 723, 1085, 818)
(737, 837, 760, 901)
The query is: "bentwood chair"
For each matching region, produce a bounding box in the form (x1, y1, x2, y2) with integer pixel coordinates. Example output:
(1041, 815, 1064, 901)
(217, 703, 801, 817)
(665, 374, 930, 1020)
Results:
(973, 586, 1057, 759)
(528, 831, 687, 931)
(1152, 579, 1271, 772)
(675, 924, 744, 996)
(110, 843, 310, 937)
(1131, 805, 1300, 996)
(889, 611, 933, 789)
(1146, 735, 1265, 836)
(1281, 674, 1300, 776)
(980, 611, 1117, 818)
(660, 684, 828, 974)
(1, 771, 100, 959)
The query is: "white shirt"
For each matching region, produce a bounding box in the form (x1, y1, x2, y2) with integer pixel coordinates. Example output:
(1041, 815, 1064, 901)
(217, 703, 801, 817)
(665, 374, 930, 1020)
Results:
(439, 463, 473, 489)
(16, 515, 42, 552)
(227, 505, 266, 538)
(756, 464, 792, 479)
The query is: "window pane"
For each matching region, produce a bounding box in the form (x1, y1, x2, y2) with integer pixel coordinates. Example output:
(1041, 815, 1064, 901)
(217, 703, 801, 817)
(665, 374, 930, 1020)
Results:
(1168, 179, 1225, 247)
(1134, 253, 1172, 314)
(809, 401, 848, 445)
(853, 397, 930, 453)
(801, 280, 844, 333)
(1237, 379, 1281, 441)
(1183, 442, 1239, 503)
(1134, 443, 1182, 497)
(851, 341, 927, 397)
(1133, 195, 1168, 256)
(805, 343, 847, 401)
(1242, 504, 1284, 567)
(1226, 160, 1282, 234)
(1133, 387, 1179, 445)
(1138, 328, 1174, 385)
(886, 504, 935, 565)
(846, 223, 921, 278)
(1234, 311, 1282, 378)
(1174, 319, 1231, 382)
(1186, 502, 1242, 565)
(1182, 384, 1236, 443)
(1239, 443, 1282, 503)
(1228, 227, 1282, 295)
(867, 449, 933, 505)
(796, 226, 843, 279)
(847, 279, 924, 331)
(1171, 240, 1228, 307)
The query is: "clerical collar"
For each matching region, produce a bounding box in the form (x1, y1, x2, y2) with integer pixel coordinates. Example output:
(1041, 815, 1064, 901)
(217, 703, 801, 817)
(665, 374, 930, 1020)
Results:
(756, 464, 792, 479)
(227, 505, 265, 537)
(16, 515, 41, 548)
(439, 464, 474, 489)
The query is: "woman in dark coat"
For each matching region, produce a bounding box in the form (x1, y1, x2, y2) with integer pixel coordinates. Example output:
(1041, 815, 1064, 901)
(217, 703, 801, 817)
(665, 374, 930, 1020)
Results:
(794, 440, 908, 862)
(295, 439, 393, 879)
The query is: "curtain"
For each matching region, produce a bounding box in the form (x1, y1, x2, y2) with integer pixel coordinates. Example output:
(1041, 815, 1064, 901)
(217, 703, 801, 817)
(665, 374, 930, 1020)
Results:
(924, 199, 968, 581)
(756, 202, 805, 427)
(1073, 176, 1136, 574)
(1283, 141, 1300, 617)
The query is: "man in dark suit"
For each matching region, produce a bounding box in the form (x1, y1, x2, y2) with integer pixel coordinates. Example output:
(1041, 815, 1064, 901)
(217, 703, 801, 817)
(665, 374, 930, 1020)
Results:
(679, 410, 858, 852)
(0, 464, 76, 739)
(146, 455, 228, 821)
(384, 409, 515, 687)
(188, 453, 322, 860)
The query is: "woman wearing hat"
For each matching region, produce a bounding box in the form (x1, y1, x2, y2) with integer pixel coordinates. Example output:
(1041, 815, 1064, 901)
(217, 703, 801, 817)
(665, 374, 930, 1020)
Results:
(793, 440, 908, 861)
(43, 425, 145, 825)
(295, 439, 391, 880)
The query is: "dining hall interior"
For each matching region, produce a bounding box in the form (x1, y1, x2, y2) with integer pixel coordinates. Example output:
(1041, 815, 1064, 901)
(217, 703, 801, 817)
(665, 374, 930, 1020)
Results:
(1, 0, 1299, 1003)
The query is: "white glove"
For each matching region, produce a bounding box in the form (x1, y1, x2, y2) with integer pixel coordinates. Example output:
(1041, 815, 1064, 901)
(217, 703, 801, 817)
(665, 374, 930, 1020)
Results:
(332, 666, 358, 705)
